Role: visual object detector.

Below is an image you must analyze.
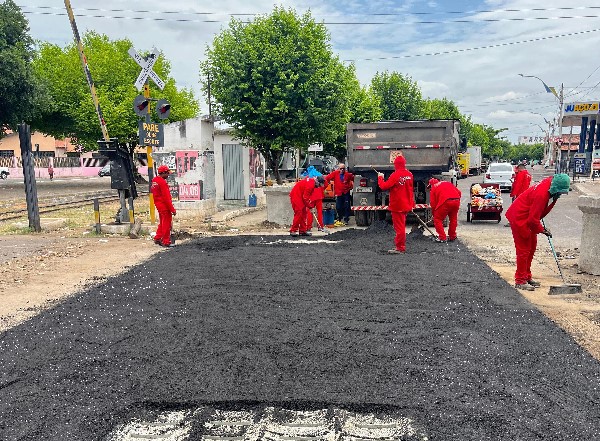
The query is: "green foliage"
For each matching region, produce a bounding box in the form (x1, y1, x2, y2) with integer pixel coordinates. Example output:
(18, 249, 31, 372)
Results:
(32, 32, 199, 149)
(507, 143, 544, 162)
(322, 64, 381, 161)
(203, 7, 353, 181)
(0, 0, 38, 134)
(370, 71, 423, 120)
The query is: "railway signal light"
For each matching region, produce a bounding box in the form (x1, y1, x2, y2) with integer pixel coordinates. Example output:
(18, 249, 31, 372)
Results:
(133, 95, 149, 117)
(156, 99, 171, 120)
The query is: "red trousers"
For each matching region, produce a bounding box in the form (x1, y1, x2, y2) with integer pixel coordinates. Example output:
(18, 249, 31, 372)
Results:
(290, 199, 309, 234)
(306, 200, 323, 230)
(510, 224, 537, 284)
(155, 210, 173, 245)
(391, 211, 408, 252)
(433, 199, 460, 241)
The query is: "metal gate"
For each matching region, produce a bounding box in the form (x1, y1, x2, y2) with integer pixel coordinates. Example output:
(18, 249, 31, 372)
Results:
(223, 144, 244, 200)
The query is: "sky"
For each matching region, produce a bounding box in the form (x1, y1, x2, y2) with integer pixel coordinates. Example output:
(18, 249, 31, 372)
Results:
(19, 0, 600, 144)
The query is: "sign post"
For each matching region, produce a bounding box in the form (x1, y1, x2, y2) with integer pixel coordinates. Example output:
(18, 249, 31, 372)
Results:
(129, 46, 169, 224)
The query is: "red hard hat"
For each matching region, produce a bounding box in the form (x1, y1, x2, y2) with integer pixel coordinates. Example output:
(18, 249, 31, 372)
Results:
(157, 165, 171, 174)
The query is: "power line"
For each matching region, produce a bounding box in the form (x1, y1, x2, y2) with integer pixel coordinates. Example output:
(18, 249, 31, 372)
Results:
(19, 8, 600, 26)
(18, 5, 600, 18)
(343, 28, 600, 61)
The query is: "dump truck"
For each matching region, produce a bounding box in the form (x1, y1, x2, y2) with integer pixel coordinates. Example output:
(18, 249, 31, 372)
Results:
(347, 120, 460, 226)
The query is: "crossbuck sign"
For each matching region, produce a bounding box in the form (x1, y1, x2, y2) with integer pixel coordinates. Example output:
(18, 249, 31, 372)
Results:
(128, 46, 165, 91)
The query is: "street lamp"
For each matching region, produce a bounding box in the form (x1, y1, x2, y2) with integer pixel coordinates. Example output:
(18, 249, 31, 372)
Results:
(519, 73, 564, 172)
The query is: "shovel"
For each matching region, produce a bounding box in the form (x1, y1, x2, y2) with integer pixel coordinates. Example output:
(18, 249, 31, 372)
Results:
(412, 210, 438, 240)
(311, 208, 330, 235)
(542, 219, 582, 295)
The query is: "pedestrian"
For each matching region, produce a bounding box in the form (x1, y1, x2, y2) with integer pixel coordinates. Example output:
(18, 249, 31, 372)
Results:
(151, 165, 177, 247)
(377, 155, 415, 254)
(504, 173, 570, 291)
(289, 176, 324, 237)
(48, 165, 54, 181)
(325, 163, 354, 226)
(427, 178, 461, 243)
(510, 162, 532, 202)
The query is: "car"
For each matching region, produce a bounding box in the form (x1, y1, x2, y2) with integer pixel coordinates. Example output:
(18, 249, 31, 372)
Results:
(0, 167, 9, 179)
(483, 162, 514, 192)
(98, 163, 111, 177)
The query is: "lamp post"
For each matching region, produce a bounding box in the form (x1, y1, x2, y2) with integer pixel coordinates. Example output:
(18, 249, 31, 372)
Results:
(519, 74, 564, 172)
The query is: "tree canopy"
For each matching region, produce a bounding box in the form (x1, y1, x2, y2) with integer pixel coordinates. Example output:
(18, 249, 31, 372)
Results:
(32, 32, 199, 149)
(370, 71, 423, 121)
(0, 0, 38, 135)
(202, 7, 354, 182)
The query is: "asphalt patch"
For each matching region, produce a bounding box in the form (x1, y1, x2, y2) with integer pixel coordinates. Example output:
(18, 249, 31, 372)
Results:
(1, 228, 599, 440)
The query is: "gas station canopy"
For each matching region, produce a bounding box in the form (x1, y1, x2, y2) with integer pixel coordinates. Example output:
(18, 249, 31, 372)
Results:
(562, 101, 600, 127)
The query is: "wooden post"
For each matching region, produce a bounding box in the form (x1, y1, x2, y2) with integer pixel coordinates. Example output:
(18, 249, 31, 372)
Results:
(18, 124, 41, 232)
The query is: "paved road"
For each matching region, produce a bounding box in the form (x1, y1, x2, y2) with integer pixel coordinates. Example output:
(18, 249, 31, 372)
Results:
(0, 176, 112, 201)
(1, 223, 599, 440)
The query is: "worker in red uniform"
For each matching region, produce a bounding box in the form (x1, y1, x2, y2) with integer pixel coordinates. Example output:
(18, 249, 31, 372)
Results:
(427, 178, 462, 243)
(505, 173, 570, 291)
(289, 176, 324, 237)
(325, 163, 354, 225)
(151, 165, 177, 247)
(306, 181, 325, 232)
(510, 162, 532, 201)
(377, 155, 415, 254)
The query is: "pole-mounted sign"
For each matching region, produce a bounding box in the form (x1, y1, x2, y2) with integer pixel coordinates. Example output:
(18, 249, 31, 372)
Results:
(128, 46, 165, 91)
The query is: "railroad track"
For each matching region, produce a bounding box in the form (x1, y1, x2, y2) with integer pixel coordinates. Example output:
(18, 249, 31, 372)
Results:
(0, 190, 148, 222)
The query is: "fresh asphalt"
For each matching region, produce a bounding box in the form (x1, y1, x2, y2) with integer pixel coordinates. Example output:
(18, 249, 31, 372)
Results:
(0, 224, 599, 440)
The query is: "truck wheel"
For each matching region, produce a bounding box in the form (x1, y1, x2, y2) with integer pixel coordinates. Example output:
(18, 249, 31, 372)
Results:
(0, 171, 7, 180)
(355, 210, 373, 227)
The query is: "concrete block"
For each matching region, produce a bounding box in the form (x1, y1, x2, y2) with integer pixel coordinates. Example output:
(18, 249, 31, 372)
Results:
(578, 195, 600, 275)
(264, 186, 293, 226)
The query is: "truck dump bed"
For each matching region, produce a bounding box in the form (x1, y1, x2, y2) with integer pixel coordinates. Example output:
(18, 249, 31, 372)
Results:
(346, 120, 459, 173)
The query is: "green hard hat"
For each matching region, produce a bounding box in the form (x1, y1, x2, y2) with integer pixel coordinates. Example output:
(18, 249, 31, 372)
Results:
(549, 173, 570, 195)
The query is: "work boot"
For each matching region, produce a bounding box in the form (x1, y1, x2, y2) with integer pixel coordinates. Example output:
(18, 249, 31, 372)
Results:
(448, 237, 457, 242)
(387, 249, 405, 254)
(299, 231, 312, 236)
(317, 227, 325, 232)
(434, 238, 446, 243)
(527, 279, 541, 287)
(515, 283, 535, 291)
(289, 231, 299, 237)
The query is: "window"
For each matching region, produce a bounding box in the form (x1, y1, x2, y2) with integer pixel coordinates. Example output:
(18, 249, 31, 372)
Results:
(489, 163, 513, 172)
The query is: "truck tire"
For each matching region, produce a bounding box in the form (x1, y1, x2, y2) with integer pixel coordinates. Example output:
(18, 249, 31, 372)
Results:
(0, 171, 7, 180)
(355, 210, 374, 227)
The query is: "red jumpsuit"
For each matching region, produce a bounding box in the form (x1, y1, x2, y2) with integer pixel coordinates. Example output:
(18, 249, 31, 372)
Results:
(429, 179, 461, 241)
(289, 178, 316, 234)
(306, 185, 324, 230)
(378, 156, 415, 252)
(510, 169, 532, 200)
(505, 177, 557, 285)
(151, 175, 176, 246)
(325, 169, 354, 223)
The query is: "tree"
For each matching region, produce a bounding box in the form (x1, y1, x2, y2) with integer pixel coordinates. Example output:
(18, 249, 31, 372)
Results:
(202, 7, 354, 184)
(32, 32, 199, 150)
(322, 65, 381, 162)
(0, 0, 38, 135)
(370, 71, 423, 121)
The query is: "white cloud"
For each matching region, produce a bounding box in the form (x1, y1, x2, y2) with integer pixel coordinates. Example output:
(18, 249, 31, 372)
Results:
(23, 0, 600, 144)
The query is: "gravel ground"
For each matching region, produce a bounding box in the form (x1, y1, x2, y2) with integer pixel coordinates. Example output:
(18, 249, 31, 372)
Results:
(1, 223, 599, 440)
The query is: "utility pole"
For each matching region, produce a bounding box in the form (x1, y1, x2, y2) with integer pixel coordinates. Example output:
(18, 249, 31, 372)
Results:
(557, 83, 564, 173)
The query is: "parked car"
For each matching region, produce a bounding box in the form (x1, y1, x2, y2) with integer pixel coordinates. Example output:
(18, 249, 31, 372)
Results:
(483, 162, 514, 192)
(98, 163, 111, 177)
(0, 167, 9, 179)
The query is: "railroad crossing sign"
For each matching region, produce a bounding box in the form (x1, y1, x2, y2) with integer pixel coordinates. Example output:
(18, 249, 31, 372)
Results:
(128, 46, 165, 90)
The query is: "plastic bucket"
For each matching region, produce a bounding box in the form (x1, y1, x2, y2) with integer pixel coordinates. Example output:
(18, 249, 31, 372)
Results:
(323, 208, 335, 225)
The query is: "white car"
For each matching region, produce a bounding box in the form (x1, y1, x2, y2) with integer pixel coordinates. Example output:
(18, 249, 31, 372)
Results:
(483, 162, 514, 192)
(0, 167, 9, 180)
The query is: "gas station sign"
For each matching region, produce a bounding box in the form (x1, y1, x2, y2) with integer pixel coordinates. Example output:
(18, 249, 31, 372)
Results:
(563, 102, 600, 116)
